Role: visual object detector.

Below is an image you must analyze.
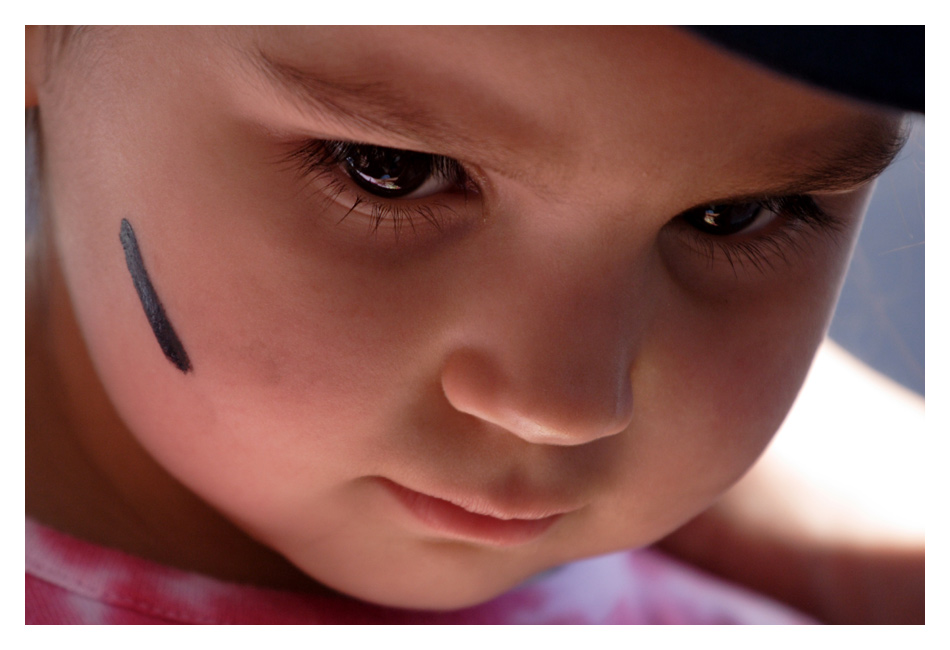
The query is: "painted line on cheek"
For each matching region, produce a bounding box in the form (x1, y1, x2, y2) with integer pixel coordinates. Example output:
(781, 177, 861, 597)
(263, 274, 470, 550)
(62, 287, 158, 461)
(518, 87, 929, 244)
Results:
(119, 218, 193, 374)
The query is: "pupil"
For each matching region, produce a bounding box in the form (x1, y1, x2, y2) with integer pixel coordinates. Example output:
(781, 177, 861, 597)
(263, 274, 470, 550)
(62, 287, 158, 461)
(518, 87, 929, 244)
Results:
(687, 203, 760, 235)
(344, 146, 431, 198)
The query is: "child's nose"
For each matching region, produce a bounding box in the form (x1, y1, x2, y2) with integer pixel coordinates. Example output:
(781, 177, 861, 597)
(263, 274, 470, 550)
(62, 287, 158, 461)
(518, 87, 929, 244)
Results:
(438, 250, 641, 446)
(441, 348, 634, 446)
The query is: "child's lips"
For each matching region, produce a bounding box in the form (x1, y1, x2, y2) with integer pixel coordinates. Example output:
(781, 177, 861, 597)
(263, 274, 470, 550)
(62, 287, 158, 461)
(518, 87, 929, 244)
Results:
(376, 477, 573, 547)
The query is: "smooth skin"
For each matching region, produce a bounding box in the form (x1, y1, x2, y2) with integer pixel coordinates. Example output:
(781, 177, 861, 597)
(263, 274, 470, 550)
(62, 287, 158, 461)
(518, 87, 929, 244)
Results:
(26, 26, 911, 616)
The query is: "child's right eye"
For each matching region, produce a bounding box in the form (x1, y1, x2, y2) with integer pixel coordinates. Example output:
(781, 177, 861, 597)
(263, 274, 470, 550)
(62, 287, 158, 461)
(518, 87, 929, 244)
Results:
(284, 139, 478, 237)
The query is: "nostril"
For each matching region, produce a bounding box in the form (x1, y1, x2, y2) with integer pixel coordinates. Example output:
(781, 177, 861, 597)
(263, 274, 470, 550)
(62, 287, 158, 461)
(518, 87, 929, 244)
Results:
(441, 349, 503, 421)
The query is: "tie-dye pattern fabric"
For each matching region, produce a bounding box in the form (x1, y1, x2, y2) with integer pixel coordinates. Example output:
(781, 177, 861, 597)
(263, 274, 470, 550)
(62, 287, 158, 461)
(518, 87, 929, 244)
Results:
(26, 518, 815, 624)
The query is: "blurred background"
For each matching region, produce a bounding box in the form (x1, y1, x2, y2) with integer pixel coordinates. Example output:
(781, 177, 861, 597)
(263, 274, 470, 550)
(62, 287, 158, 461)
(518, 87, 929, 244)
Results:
(828, 116, 924, 396)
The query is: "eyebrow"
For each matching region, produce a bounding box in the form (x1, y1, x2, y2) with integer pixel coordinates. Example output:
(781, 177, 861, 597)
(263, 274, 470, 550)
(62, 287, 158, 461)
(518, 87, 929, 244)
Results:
(250, 49, 907, 198)
(249, 50, 514, 161)
(720, 113, 910, 203)
(751, 118, 909, 197)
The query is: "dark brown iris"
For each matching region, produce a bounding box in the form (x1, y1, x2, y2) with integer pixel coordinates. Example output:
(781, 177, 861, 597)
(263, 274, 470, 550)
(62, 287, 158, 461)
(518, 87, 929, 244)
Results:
(684, 203, 762, 235)
(343, 145, 432, 198)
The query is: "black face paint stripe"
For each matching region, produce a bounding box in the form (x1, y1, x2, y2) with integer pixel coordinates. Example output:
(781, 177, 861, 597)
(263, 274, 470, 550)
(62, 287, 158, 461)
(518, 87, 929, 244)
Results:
(119, 219, 192, 373)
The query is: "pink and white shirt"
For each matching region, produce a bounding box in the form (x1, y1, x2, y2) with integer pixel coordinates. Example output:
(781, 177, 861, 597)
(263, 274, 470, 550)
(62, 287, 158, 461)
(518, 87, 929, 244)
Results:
(26, 518, 814, 624)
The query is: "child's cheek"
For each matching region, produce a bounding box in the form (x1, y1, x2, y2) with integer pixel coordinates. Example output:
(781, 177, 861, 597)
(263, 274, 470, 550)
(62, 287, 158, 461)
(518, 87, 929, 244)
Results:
(578, 196, 867, 547)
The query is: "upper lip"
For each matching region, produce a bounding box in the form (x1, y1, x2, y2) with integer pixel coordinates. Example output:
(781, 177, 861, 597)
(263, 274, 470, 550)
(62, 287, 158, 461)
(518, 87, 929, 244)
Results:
(376, 477, 581, 521)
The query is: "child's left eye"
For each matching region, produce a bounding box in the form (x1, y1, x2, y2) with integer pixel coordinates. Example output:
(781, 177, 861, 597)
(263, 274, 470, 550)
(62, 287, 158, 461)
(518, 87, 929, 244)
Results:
(672, 194, 844, 272)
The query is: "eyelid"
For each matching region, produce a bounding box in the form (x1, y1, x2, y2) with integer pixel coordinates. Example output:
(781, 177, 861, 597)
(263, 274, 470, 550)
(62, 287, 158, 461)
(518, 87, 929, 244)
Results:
(679, 194, 833, 230)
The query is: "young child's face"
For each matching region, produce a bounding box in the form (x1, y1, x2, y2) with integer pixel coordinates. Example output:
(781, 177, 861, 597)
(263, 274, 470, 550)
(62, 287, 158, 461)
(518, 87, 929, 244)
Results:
(32, 27, 902, 608)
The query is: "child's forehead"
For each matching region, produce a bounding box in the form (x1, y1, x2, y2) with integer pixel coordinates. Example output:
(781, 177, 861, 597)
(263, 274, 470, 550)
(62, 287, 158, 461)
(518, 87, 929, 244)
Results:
(235, 26, 904, 200)
(79, 26, 903, 204)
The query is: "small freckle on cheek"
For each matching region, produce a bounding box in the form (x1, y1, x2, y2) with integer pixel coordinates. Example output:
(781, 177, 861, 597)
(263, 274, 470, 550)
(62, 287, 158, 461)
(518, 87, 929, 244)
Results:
(231, 338, 287, 387)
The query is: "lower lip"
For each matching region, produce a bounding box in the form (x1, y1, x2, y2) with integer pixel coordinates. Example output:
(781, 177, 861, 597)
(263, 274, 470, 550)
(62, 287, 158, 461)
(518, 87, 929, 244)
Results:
(379, 479, 563, 547)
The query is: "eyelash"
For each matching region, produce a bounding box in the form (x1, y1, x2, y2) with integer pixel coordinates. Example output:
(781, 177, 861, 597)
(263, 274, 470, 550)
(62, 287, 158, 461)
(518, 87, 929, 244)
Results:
(283, 139, 843, 269)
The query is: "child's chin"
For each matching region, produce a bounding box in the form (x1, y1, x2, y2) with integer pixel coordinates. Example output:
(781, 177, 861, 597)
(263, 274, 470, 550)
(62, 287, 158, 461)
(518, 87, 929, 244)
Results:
(317, 565, 534, 612)
(371, 588, 514, 612)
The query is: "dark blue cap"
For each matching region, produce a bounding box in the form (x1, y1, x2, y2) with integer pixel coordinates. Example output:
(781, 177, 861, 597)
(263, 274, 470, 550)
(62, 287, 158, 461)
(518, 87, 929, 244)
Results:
(686, 26, 924, 113)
